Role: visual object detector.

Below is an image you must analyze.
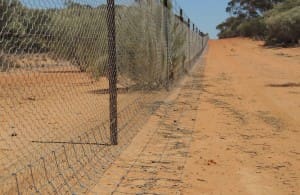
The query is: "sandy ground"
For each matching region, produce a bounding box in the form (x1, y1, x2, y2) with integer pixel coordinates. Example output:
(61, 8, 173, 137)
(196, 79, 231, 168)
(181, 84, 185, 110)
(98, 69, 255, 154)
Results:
(0, 62, 166, 187)
(89, 38, 300, 195)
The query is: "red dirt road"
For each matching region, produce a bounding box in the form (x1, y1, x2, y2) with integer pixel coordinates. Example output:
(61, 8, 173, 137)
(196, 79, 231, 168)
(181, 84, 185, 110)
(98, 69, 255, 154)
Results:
(89, 38, 300, 194)
(182, 38, 300, 195)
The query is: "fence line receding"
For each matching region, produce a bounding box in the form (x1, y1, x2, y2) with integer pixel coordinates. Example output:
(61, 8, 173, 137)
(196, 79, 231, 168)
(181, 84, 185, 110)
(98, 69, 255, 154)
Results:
(0, 0, 208, 193)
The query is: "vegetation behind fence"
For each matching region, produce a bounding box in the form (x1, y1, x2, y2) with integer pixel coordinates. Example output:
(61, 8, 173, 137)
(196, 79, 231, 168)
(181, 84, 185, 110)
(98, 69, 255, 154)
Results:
(0, 0, 208, 194)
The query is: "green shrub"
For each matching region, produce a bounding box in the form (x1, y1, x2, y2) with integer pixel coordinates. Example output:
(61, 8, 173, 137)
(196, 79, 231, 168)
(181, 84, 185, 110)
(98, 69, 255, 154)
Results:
(116, 1, 187, 88)
(0, 54, 8, 72)
(264, 0, 300, 45)
(237, 18, 266, 38)
(217, 0, 299, 46)
(216, 16, 244, 38)
(116, 4, 164, 87)
(0, 0, 50, 53)
(47, 5, 108, 77)
(0, 0, 192, 88)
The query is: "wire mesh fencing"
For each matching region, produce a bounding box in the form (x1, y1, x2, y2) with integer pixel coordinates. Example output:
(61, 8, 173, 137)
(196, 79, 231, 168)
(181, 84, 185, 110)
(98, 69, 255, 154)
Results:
(0, 0, 208, 194)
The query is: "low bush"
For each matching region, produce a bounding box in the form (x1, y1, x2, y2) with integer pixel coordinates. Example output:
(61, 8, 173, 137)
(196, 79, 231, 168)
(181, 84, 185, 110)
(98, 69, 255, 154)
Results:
(264, 0, 300, 45)
(0, 54, 8, 72)
(0, 0, 194, 88)
(217, 0, 300, 46)
(237, 18, 266, 39)
(217, 16, 244, 38)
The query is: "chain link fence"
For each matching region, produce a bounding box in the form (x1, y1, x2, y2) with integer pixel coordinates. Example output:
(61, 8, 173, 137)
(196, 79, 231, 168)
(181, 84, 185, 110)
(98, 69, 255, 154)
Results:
(0, 0, 208, 193)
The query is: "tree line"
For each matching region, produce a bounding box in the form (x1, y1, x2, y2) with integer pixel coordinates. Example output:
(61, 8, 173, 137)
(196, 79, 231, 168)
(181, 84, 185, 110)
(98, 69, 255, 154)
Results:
(217, 0, 300, 46)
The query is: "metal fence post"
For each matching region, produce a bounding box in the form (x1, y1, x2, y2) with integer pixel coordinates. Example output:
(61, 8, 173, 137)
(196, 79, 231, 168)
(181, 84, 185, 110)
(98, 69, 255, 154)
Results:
(192, 24, 194, 59)
(188, 18, 191, 68)
(107, 0, 118, 145)
(179, 9, 184, 72)
(163, 0, 170, 90)
(201, 32, 204, 52)
(180, 9, 183, 22)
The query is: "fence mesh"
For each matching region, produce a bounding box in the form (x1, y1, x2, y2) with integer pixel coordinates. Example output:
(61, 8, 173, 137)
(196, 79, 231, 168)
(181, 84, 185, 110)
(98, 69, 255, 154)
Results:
(0, 0, 208, 193)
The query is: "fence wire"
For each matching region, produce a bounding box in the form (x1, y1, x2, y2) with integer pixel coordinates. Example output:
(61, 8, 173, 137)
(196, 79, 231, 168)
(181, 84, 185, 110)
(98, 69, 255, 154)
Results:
(0, 0, 208, 194)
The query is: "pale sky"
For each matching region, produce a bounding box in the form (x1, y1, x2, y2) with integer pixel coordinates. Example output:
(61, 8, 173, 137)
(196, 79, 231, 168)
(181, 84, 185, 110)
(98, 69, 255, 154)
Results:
(176, 0, 229, 39)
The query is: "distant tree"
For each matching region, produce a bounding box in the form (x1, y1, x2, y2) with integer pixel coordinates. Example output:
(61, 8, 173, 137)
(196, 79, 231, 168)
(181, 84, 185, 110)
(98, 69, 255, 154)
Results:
(226, 0, 285, 18)
(216, 16, 245, 38)
(217, 0, 284, 39)
(264, 0, 300, 45)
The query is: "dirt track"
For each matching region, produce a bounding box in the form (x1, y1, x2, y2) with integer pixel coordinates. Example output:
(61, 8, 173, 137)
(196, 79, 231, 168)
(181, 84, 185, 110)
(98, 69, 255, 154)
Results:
(89, 38, 300, 194)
